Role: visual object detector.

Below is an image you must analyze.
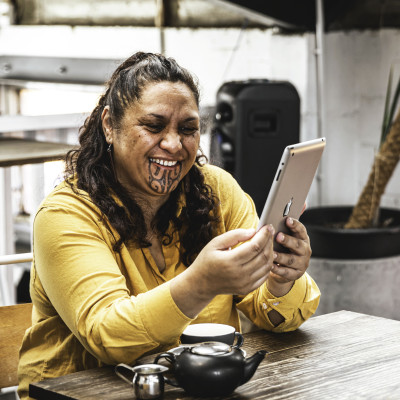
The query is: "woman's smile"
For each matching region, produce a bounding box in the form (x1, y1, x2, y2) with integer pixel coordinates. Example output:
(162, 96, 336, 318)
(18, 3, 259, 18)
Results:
(149, 158, 180, 168)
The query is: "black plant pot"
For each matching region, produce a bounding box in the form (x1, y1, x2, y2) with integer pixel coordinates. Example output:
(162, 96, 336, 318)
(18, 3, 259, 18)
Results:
(301, 206, 400, 259)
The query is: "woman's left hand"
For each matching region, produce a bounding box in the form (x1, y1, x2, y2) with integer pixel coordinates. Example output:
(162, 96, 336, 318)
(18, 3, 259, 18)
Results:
(268, 217, 312, 290)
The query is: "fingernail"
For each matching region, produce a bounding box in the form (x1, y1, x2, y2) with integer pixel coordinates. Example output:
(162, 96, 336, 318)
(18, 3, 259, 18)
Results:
(277, 233, 284, 242)
(288, 217, 293, 225)
(273, 252, 277, 259)
(267, 224, 275, 235)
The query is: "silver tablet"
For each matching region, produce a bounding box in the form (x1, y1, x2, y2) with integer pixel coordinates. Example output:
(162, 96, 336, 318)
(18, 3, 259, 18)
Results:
(257, 138, 326, 252)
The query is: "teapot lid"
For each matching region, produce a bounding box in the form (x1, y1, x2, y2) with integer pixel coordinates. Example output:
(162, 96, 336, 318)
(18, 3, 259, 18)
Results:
(189, 342, 231, 356)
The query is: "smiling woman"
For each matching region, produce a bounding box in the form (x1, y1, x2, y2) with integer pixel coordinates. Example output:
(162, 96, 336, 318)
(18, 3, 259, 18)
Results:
(17, 52, 320, 400)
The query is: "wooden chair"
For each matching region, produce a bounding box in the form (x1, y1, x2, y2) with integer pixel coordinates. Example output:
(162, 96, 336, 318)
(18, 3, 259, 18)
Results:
(0, 254, 33, 391)
(0, 303, 33, 390)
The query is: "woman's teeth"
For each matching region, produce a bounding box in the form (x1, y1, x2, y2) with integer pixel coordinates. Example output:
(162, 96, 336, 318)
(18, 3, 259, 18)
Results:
(150, 158, 178, 167)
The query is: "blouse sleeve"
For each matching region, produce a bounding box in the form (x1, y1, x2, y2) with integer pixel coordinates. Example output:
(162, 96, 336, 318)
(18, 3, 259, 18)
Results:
(236, 273, 321, 332)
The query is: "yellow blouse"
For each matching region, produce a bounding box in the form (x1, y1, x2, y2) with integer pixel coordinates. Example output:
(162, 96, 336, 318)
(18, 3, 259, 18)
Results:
(18, 164, 320, 399)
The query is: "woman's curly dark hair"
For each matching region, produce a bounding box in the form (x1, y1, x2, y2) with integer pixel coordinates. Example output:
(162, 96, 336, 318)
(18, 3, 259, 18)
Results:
(65, 52, 219, 266)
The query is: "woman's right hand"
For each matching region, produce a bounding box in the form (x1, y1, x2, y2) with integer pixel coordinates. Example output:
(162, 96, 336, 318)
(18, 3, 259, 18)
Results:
(170, 225, 275, 318)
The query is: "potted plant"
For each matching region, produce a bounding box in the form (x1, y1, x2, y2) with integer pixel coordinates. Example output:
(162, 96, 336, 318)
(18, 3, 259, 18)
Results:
(302, 67, 400, 259)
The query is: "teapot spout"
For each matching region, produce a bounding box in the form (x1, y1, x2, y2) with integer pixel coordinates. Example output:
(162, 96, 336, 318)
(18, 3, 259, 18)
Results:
(242, 350, 267, 384)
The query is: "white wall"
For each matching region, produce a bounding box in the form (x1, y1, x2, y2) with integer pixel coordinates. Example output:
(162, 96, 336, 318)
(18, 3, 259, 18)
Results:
(0, 25, 399, 209)
(322, 29, 400, 208)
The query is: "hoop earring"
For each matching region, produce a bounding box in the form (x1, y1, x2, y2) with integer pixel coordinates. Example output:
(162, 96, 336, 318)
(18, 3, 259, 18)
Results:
(107, 143, 117, 181)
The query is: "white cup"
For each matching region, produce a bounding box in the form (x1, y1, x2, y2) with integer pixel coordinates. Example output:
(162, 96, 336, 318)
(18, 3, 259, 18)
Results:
(180, 323, 243, 348)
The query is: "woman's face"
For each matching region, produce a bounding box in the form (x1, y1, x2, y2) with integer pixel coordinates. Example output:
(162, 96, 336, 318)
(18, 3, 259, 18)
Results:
(102, 81, 200, 201)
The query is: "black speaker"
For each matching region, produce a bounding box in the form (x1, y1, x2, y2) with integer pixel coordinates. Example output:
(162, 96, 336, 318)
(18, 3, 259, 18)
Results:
(210, 79, 300, 215)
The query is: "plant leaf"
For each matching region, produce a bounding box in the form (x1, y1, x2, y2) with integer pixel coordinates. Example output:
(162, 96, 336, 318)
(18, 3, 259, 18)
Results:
(380, 66, 393, 148)
(381, 67, 400, 148)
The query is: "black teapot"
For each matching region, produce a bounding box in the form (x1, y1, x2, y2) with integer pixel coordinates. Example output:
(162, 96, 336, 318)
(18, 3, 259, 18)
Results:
(154, 342, 267, 397)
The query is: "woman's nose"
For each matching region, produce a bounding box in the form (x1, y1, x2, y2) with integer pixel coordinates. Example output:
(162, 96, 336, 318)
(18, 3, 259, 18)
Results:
(160, 130, 182, 152)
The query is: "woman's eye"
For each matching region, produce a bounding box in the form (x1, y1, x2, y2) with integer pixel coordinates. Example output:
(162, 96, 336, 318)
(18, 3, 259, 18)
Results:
(180, 126, 198, 135)
(146, 124, 164, 133)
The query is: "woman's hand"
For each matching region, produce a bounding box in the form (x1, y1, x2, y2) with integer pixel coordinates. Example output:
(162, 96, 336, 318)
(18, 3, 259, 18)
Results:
(170, 226, 275, 318)
(267, 217, 312, 296)
(196, 225, 275, 296)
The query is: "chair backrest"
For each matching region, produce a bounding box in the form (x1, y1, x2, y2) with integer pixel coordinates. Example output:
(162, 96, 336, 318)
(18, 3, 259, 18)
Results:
(0, 303, 33, 389)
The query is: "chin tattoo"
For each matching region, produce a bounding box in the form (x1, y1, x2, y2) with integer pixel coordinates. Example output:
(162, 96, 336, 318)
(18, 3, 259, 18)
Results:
(148, 163, 183, 193)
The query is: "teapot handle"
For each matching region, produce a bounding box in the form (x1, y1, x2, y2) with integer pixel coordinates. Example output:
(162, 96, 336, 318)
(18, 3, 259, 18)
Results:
(233, 332, 244, 349)
(154, 352, 176, 364)
(115, 363, 135, 385)
(153, 353, 179, 387)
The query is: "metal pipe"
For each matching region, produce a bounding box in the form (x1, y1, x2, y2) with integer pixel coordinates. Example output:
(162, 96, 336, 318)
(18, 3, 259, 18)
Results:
(155, 0, 166, 55)
(0, 168, 16, 305)
(0, 251, 32, 306)
(314, 0, 325, 205)
(0, 252, 33, 265)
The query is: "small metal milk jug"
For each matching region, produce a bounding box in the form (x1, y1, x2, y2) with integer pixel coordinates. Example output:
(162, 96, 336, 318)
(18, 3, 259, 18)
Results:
(115, 363, 168, 399)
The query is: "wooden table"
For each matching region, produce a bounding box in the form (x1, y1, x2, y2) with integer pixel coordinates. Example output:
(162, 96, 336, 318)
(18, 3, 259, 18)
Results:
(29, 310, 400, 399)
